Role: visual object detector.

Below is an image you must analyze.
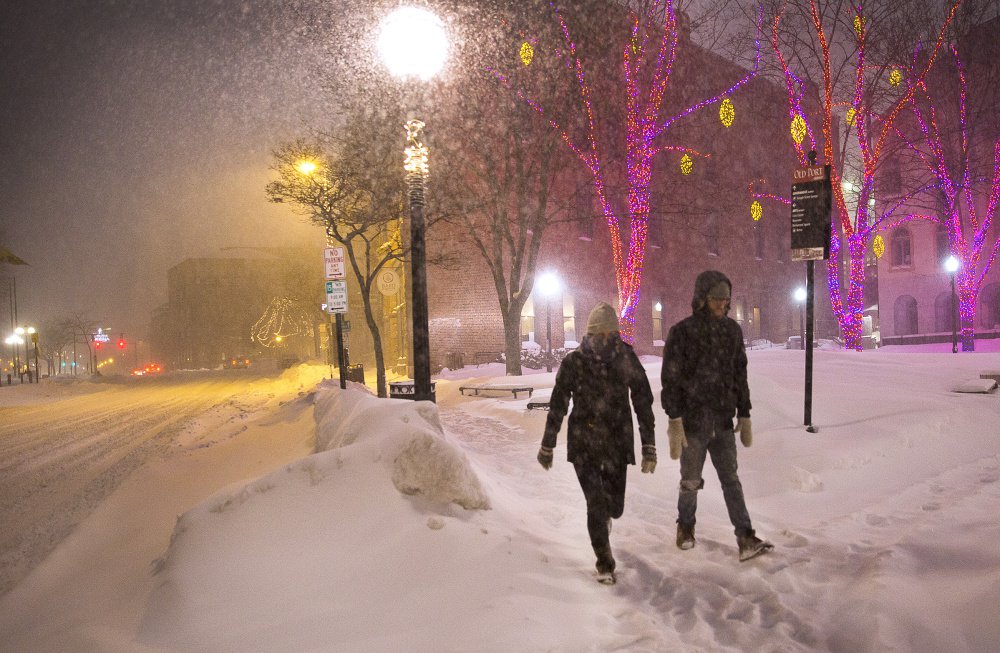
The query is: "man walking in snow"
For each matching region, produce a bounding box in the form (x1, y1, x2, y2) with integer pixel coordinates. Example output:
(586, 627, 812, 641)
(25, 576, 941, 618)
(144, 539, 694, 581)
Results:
(537, 302, 657, 584)
(661, 270, 772, 562)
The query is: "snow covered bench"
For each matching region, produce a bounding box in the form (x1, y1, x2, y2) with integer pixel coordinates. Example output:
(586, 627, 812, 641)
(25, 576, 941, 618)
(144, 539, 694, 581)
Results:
(955, 377, 998, 393)
(459, 384, 534, 399)
(980, 370, 1000, 383)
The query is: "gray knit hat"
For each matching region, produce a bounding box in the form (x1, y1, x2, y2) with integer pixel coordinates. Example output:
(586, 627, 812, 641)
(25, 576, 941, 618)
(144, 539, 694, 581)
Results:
(586, 302, 620, 335)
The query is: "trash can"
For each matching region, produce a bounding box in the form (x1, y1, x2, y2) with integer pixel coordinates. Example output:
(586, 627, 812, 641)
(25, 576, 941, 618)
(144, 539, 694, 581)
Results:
(346, 364, 365, 384)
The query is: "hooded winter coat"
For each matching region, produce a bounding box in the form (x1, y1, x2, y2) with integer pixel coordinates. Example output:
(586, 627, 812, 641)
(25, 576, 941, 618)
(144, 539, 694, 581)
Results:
(542, 333, 655, 465)
(661, 271, 751, 433)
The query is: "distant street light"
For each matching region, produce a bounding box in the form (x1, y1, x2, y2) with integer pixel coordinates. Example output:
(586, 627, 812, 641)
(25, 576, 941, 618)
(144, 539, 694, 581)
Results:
(793, 287, 807, 350)
(944, 255, 960, 353)
(378, 6, 449, 403)
(537, 272, 561, 372)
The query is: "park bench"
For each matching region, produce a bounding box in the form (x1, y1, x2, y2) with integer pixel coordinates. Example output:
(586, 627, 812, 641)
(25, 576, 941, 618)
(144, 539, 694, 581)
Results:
(459, 383, 534, 399)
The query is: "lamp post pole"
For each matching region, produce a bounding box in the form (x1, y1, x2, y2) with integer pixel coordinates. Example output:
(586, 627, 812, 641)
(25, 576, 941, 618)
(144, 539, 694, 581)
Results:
(404, 121, 432, 401)
(945, 255, 959, 353)
(379, 6, 448, 403)
(537, 271, 561, 373)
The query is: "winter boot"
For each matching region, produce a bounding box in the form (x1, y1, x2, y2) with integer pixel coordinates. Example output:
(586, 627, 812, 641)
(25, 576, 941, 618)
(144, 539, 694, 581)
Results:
(594, 545, 616, 584)
(737, 530, 773, 562)
(676, 523, 695, 550)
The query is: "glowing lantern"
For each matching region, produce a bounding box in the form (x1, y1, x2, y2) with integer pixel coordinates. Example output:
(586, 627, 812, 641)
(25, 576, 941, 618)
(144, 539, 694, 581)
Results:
(519, 42, 534, 66)
(889, 68, 902, 86)
(719, 98, 735, 128)
(873, 234, 885, 259)
(679, 154, 693, 175)
(790, 114, 807, 144)
(750, 200, 762, 222)
(846, 108, 856, 126)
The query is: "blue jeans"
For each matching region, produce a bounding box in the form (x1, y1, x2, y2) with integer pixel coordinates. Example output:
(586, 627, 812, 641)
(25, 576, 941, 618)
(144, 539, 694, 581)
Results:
(677, 419, 753, 537)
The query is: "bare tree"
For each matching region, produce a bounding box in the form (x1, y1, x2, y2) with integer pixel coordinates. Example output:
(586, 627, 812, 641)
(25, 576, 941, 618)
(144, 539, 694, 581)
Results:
(266, 115, 406, 398)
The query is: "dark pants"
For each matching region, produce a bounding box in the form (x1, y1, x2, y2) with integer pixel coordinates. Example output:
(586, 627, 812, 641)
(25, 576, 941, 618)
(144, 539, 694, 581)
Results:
(573, 460, 627, 572)
(677, 421, 753, 537)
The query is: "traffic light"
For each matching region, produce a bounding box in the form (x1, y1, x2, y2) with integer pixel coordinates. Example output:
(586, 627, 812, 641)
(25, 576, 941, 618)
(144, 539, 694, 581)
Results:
(118, 338, 126, 349)
(95, 341, 103, 350)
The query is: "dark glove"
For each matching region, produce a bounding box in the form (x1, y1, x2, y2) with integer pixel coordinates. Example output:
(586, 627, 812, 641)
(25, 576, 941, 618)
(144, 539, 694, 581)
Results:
(736, 417, 752, 447)
(641, 444, 657, 473)
(668, 418, 687, 460)
(537, 445, 553, 470)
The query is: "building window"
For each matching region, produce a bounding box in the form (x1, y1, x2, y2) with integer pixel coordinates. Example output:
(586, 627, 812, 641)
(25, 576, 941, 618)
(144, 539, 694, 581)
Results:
(652, 300, 663, 343)
(935, 223, 950, 264)
(934, 291, 954, 333)
(980, 282, 1000, 329)
(562, 295, 577, 345)
(649, 216, 662, 250)
(893, 295, 918, 335)
(890, 227, 912, 268)
(520, 298, 535, 343)
(576, 183, 594, 241)
(707, 219, 719, 256)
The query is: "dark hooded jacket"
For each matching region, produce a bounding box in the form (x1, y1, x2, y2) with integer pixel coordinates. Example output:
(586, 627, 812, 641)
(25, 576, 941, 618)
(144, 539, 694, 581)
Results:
(660, 270, 751, 433)
(542, 333, 655, 465)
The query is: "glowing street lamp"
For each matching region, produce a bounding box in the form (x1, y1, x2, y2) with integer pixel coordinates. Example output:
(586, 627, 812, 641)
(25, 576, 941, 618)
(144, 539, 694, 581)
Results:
(793, 287, 807, 350)
(378, 6, 449, 403)
(536, 272, 561, 372)
(944, 255, 960, 353)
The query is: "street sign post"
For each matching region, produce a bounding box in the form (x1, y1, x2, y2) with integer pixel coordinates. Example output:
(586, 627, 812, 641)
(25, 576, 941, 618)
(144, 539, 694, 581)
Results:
(323, 249, 349, 389)
(790, 155, 829, 433)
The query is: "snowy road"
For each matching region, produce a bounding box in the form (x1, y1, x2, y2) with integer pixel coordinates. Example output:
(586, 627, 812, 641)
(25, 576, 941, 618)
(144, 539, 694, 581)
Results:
(0, 372, 312, 596)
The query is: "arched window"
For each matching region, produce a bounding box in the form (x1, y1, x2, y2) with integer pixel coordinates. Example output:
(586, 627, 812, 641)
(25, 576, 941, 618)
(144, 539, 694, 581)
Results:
(935, 223, 950, 264)
(891, 227, 912, 267)
(934, 291, 954, 333)
(980, 282, 1000, 330)
(894, 295, 918, 335)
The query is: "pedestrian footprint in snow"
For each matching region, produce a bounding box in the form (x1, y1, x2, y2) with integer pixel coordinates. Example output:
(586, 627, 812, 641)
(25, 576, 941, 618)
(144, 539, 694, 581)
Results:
(661, 270, 772, 562)
(537, 302, 657, 584)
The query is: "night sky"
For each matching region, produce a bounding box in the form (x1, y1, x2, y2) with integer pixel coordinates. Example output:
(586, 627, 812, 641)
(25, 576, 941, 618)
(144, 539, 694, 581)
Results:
(0, 1, 352, 338)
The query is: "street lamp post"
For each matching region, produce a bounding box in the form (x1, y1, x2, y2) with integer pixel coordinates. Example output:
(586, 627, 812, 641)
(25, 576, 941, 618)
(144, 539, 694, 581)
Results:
(536, 272, 561, 373)
(378, 6, 448, 403)
(793, 287, 807, 350)
(944, 255, 960, 353)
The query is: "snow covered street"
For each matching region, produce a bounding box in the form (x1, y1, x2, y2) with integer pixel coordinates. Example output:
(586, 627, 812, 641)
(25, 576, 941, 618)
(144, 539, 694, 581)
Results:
(1, 349, 1000, 651)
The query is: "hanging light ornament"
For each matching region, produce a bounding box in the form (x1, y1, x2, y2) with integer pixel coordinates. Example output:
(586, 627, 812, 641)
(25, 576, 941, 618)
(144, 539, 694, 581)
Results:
(750, 200, 763, 221)
(519, 42, 534, 66)
(679, 154, 694, 175)
(873, 234, 885, 259)
(889, 68, 902, 86)
(846, 107, 856, 126)
(790, 114, 807, 144)
(719, 98, 735, 128)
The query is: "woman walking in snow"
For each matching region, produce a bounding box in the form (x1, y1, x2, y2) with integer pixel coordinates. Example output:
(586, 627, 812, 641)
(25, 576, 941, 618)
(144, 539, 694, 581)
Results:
(537, 302, 657, 584)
